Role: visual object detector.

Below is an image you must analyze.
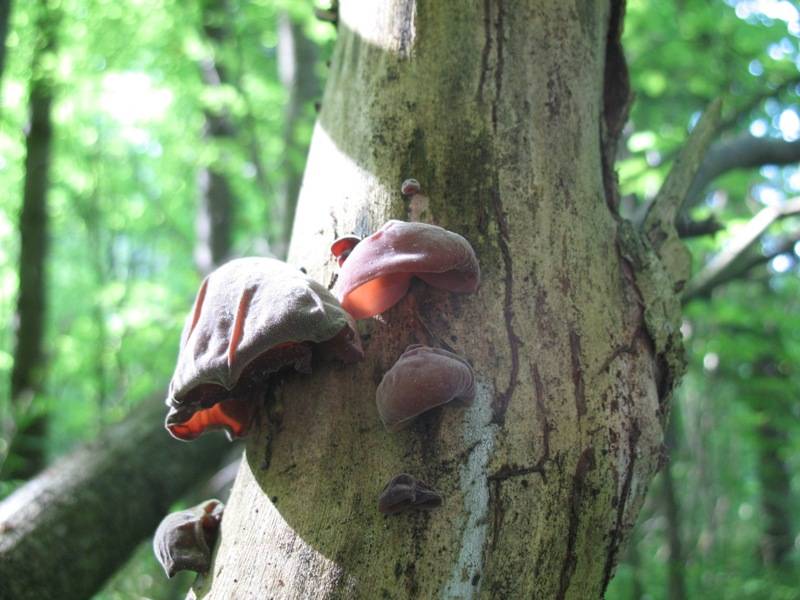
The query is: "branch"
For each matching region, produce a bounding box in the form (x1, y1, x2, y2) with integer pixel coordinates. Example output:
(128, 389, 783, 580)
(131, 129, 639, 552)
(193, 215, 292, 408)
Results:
(0, 394, 230, 600)
(683, 198, 800, 302)
(677, 215, 724, 239)
(717, 75, 800, 133)
(642, 99, 723, 288)
(684, 135, 800, 212)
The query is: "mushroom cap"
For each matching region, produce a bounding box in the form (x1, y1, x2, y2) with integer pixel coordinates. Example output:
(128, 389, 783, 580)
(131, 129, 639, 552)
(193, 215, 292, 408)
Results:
(166, 257, 363, 440)
(330, 234, 362, 266)
(376, 344, 475, 431)
(400, 178, 421, 196)
(153, 499, 224, 578)
(333, 220, 480, 320)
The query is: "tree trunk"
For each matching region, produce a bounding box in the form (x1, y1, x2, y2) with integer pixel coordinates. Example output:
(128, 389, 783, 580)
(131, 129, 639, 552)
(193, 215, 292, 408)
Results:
(755, 420, 793, 567)
(661, 417, 687, 600)
(273, 12, 319, 257)
(194, 0, 236, 275)
(0, 395, 230, 600)
(2, 2, 57, 481)
(196, 2, 683, 598)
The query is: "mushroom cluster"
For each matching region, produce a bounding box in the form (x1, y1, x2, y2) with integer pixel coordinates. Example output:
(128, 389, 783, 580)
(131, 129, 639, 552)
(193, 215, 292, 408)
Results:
(155, 177, 482, 579)
(328, 180, 482, 515)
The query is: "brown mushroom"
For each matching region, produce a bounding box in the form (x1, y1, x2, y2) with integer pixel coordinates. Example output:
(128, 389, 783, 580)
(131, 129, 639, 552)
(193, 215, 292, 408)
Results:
(153, 499, 224, 578)
(376, 345, 475, 431)
(378, 473, 442, 514)
(165, 257, 363, 441)
(333, 220, 480, 320)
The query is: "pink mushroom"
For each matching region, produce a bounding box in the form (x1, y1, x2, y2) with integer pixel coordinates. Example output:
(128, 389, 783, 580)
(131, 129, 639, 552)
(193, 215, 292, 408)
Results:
(330, 234, 362, 267)
(333, 220, 480, 320)
(376, 344, 475, 431)
(165, 257, 363, 441)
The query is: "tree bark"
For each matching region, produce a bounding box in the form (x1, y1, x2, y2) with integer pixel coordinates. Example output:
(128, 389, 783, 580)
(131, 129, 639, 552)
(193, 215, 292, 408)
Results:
(196, 2, 683, 598)
(2, 2, 57, 481)
(0, 395, 229, 600)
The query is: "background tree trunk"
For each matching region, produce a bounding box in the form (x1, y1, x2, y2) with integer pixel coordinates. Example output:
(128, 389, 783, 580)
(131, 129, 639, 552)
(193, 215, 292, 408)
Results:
(661, 416, 687, 600)
(194, 0, 236, 276)
(1, 2, 58, 481)
(272, 12, 319, 257)
(195, 2, 681, 598)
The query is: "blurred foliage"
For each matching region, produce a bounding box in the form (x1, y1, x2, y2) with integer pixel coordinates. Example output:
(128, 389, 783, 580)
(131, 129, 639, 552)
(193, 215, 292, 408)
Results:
(0, 0, 333, 595)
(0, 0, 798, 598)
(609, 0, 800, 599)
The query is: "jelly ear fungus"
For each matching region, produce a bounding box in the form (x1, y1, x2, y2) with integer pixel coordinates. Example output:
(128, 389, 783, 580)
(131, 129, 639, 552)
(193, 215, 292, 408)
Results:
(376, 344, 476, 431)
(153, 499, 224, 578)
(165, 257, 363, 441)
(332, 219, 480, 320)
(378, 473, 443, 515)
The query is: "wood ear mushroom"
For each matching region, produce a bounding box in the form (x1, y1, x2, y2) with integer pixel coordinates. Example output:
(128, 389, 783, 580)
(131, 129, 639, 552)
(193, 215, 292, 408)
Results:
(165, 257, 363, 441)
(330, 234, 362, 267)
(333, 220, 480, 320)
(153, 499, 224, 578)
(378, 473, 442, 514)
(376, 345, 475, 431)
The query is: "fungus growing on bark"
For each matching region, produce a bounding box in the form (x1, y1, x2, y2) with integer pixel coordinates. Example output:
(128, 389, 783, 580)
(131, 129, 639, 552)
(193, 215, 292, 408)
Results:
(330, 234, 361, 266)
(153, 499, 224, 578)
(376, 344, 475, 431)
(378, 473, 442, 514)
(165, 257, 363, 441)
(333, 220, 480, 320)
(400, 178, 421, 196)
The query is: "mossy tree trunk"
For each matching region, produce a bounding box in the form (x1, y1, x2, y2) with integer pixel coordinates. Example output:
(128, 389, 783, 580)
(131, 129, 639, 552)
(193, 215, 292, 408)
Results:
(196, 2, 687, 598)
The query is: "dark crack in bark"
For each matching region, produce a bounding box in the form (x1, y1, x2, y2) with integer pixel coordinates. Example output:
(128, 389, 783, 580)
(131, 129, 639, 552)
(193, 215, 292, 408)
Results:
(490, 183, 521, 424)
(476, 0, 505, 133)
(492, 0, 505, 133)
(569, 328, 587, 417)
(601, 422, 641, 593)
(557, 446, 595, 600)
(531, 362, 551, 473)
(477, 0, 492, 102)
(600, 0, 631, 213)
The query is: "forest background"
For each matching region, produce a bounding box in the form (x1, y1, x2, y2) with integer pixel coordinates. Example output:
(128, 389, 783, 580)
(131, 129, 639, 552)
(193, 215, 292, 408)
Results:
(0, 0, 798, 598)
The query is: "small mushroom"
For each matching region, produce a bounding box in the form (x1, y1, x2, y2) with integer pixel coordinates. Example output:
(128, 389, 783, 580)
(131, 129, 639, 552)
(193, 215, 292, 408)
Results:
(153, 499, 224, 578)
(330, 234, 362, 266)
(378, 473, 442, 514)
(333, 220, 480, 320)
(376, 345, 475, 431)
(400, 178, 421, 196)
(166, 257, 363, 441)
